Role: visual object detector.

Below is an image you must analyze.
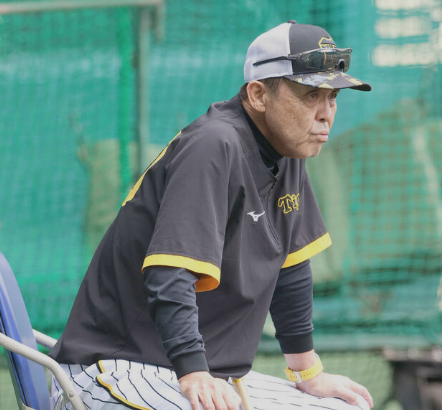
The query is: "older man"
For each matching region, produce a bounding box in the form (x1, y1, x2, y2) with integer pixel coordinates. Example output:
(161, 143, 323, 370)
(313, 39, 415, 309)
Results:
(50, 20, 373, 410)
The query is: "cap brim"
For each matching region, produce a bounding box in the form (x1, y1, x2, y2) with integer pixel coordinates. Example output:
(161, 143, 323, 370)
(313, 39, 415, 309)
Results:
(284, 71, 371, 91)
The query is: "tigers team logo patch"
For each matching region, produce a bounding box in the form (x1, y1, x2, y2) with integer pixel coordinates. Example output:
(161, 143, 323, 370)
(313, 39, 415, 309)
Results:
(318, 36, 336, 49)
(278, 193, 300, 214)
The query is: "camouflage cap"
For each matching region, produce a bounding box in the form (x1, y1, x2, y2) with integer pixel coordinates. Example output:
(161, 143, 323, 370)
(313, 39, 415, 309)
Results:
(244, 20, 371, 91)
(286, 71, 371, 91)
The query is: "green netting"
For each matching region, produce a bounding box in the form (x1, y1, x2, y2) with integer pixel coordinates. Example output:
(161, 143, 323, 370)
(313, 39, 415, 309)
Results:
(0, 4, 139, 335)
(0, 1, 441, 409)
(305, 100, 442, 349)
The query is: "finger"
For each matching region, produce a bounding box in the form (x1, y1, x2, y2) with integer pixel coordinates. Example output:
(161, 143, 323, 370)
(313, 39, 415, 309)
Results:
(205, 390, 226, 410)
(347, 381, 374, 408)
(355, 394, 372, 410)
(198, 392, 217, 410)
(210, 382, 240, 410)
(334, 387, 361, 407)
(187, 390, 204, 410)
(354, 389, 373, 408)
(222, 388, 241, 410)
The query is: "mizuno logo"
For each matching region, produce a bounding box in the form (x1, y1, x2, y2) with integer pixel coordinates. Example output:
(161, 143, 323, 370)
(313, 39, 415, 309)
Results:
(247, 211, 265, 222)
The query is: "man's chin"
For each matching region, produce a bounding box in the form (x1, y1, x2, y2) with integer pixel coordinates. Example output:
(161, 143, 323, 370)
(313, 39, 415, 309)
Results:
(285, 144, 323, 159)
(309, 146, 323, 158)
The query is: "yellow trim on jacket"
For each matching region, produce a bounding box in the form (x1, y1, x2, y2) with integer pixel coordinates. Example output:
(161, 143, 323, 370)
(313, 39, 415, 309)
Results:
(282, 233, 332, 268)
(143, 254, 220, 292)
(122, 132, 181, 207)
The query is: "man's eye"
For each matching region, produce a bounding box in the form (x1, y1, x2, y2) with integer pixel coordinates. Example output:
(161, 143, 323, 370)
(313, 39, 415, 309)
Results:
(330, 92, 339, 99)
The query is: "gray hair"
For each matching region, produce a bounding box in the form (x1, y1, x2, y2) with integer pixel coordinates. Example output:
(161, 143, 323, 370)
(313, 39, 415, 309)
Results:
(239, 77, 284, 101)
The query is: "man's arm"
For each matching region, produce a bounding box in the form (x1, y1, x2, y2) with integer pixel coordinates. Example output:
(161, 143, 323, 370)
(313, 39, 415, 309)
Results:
(144, 266, 241, 410)
(144, 266, 208, 376)
(284, 350, 373, 408)
(269, 260, 314, 353)
(270, 262, 373, 408)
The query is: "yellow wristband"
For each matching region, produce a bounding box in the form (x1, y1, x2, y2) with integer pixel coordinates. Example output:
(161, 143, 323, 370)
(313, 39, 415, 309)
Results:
(284, 354, 323, 383)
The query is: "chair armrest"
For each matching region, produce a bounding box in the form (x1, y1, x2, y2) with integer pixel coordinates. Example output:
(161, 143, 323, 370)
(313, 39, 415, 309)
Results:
(32, 329, 57, 349)
(0, 332, 86, 410)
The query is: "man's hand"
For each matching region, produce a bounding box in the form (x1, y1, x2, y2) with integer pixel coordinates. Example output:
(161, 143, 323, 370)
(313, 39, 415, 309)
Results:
(296, 372, 374, 409)
(179, 371, 242, 410)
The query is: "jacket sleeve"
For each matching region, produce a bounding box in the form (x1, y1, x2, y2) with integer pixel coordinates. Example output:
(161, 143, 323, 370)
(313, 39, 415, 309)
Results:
(144, 265, 210, 379)
(269, 259, 314, 353)
(142, 128, 232, 293)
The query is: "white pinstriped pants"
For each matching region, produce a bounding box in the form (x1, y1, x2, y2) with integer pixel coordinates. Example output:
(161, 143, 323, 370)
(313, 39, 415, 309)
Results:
(51, 360, 369, 410)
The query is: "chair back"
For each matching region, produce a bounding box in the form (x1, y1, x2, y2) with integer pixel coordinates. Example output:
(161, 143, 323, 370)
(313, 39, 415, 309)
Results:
(0, 251, 51, 410)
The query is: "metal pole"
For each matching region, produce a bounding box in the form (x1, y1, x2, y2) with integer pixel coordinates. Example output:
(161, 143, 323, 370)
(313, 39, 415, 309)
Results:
(136, 6, 152, 173)
(0, 0, 162, 15)
(0, 332, 87, 410)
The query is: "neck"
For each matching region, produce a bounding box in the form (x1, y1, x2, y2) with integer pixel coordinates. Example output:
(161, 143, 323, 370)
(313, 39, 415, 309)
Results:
(241, 98, 270, 142)
(241, 98, 282, 171)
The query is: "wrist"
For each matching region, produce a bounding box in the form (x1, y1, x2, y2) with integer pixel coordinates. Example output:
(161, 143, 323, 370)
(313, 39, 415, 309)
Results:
(171, 351, 209, 379)
(284, 353, 323, 383)
(284, 349, 316, 369)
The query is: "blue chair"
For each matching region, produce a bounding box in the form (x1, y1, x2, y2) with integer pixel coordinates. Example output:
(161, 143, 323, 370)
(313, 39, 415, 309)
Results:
(0, 251, 85, 410)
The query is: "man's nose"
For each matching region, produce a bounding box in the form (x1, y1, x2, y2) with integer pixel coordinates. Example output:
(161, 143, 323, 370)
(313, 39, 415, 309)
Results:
(316, 97, 335, 123)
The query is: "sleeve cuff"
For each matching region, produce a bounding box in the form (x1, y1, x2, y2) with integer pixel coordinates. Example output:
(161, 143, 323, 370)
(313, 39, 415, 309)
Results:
(171, 351, 210, 379)
(277, 332, 314, 354)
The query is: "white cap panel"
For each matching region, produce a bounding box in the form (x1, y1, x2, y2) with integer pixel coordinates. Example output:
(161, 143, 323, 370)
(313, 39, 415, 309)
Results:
(244, 23, 292, 83)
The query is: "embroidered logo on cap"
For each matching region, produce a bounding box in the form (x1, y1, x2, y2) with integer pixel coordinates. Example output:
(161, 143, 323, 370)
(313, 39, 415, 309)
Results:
(318, 36, 336, 49)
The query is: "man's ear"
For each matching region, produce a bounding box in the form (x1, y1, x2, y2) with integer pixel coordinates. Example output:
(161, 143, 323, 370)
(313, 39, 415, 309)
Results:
(246, 81, 267, 113)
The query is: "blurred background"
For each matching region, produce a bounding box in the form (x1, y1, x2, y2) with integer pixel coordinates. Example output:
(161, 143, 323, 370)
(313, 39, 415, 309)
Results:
(0, 0, 441, 409)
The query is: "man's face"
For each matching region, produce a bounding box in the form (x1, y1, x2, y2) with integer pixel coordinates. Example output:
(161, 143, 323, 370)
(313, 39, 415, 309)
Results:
(261, 79, 338, 159)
